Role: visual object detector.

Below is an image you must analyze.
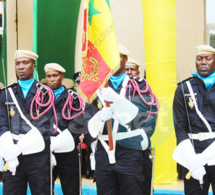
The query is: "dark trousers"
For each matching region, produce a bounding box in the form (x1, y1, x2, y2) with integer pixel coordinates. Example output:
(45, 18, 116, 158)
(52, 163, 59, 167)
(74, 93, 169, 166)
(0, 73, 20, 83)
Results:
(95, 142, 144, 195)
(3, 151, 50, 195)
(142, 149, 152, 195)
(53, 149, 79, 195)
(184, 165, 215, 195)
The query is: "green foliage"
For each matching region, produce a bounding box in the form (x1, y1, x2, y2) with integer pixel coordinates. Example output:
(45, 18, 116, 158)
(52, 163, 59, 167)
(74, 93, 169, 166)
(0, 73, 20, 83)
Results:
(210, 33, 215, 48)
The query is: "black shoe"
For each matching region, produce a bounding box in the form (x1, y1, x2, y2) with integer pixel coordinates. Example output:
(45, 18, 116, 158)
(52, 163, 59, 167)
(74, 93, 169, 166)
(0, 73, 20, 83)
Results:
(86, 174, 93, 179)
(86, 170, 94, 179)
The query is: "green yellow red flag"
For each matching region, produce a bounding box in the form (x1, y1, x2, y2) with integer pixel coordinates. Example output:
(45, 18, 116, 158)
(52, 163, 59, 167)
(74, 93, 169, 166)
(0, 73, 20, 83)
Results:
(79, 0, 120, 104)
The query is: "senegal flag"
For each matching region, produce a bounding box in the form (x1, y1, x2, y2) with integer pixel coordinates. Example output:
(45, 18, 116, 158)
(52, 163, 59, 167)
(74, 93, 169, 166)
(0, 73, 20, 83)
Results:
(78, 0, 120, 104)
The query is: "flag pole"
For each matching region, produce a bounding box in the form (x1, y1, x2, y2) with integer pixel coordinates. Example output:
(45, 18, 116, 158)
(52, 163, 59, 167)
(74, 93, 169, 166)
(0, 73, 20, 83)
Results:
(104, 83, 113, 151)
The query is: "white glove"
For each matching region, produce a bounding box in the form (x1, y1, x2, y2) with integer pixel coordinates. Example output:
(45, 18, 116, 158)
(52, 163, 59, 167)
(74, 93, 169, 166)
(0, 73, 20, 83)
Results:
(88, 113, 105, 138)
(50, 129, 75, 153)
(3, 145, 22, 161)
(191, 167, 206, 184)
(98, 107, 112, 121)
(188, 154, 207, 171)
(100, 87, 121, 103)
(51, 153, 57, 167)
(7, 158, 19, 176)
(0, 132, 22, 161)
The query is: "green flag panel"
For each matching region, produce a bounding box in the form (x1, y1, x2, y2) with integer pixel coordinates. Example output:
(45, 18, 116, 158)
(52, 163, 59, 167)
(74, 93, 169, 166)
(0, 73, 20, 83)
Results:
(34, 0, 81, 81)
(0, 0, 7, 85)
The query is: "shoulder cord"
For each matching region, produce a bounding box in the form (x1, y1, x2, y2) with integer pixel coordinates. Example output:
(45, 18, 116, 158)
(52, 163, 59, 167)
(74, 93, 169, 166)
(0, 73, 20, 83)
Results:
(126, 77, 159, 123)
(62, 94, 85, 120)
(30, 84, 58, 134)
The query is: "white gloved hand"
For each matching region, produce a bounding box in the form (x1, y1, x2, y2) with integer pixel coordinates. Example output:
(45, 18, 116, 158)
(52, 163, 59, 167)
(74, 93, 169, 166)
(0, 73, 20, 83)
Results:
(100, 87, 121, 103)
(188, 154, 207, 171)
(98, 107, 112, 121)
(50, 129, 75, 153)
(7, 158, 19, 176)
(191, 166, 206, 184)
(51, 153, 57, 167)
(0, 132, 22, 161)
(4, 144, 22, 161)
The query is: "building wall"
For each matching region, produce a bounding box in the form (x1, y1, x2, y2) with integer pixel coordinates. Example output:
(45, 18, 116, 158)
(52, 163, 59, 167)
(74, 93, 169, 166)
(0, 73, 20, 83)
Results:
(110, 0, 145, 77)
(176, 0, 205, 81)
(7, 0, 33, 84)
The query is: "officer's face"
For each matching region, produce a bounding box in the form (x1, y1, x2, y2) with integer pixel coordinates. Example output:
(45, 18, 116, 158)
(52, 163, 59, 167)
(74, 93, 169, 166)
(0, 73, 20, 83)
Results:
(114, 54, 127, 76)
(15, 57, 36, 80)
(196, 54, 215, 77)
(46, 71, 64, 90)
(125, 65, 140, 76)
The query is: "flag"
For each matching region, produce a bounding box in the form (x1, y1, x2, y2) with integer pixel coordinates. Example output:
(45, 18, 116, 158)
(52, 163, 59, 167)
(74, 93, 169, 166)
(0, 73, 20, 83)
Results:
(79, 0, 120, 104)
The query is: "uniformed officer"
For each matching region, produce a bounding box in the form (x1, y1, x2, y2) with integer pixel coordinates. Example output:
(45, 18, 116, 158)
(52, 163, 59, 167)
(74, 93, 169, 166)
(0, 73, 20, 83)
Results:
(173, 45, 215, 194)
(125, 58, 153, 194)
(88, 44, 159, 195)
(125, 58, 140, 76)
(45, 63, 86, 195)
(0, 50, 53, 194)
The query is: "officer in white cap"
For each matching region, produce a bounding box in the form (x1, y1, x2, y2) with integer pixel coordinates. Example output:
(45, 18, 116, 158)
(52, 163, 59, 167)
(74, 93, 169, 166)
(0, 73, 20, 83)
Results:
(88, 44, 159, 195)
(0, 50, 53, 194)
(125, 58, 140, 76)
(45, 63, 85, 195)
(173, 45, 215, 194)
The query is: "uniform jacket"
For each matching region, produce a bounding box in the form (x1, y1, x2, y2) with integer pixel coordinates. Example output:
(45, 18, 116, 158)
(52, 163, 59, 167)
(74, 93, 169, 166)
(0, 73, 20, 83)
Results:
(173, 76, 215, 153)
(52, 86, 94, 145)
(0, 81, 52, 141)
(97, 76, 158, 150)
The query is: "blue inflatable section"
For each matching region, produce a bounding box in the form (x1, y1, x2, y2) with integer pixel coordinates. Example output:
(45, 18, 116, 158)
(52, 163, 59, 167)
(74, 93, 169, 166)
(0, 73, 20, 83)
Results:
(0, 184, 213, 195)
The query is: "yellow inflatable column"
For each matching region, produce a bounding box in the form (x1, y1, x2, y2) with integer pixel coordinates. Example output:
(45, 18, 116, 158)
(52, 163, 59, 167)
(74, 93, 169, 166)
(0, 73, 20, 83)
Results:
(142, 0, 177, 183)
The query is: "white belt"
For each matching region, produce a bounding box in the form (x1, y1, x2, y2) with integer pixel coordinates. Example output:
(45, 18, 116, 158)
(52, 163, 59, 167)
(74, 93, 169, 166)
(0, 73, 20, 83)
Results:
(98, 134, 109, 141)
(11, 133, 25, 141)
(98, 133, 116, 164)
(188, 132, 215, 141)
(90, 140, 98, 170)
